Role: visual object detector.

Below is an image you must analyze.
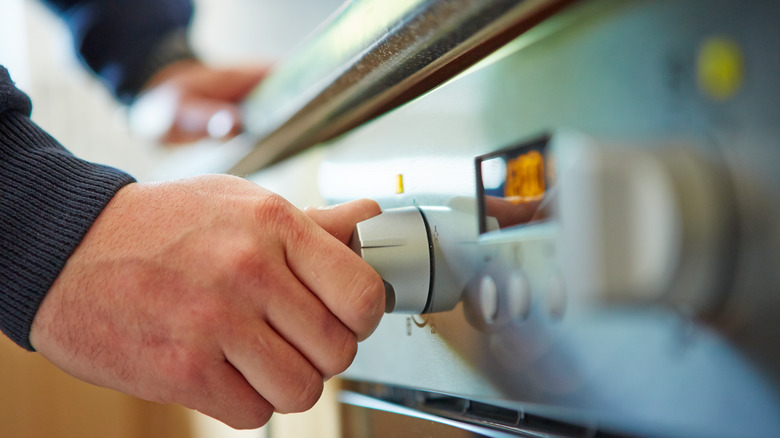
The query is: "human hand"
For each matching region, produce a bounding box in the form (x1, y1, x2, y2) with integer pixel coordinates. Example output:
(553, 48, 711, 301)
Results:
(128, 61, 267, 144)
(29, 175, 384, 429)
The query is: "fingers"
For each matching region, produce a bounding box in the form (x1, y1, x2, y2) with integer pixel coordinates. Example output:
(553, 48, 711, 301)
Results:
(222, 320, 324, 415)
(219, 202, 372, 417)
(264, 270, 357, 378)
(164, 65, 268, 143)
(195, 65, 268, 100)
(130, 62, 268, 144)
(304, 199, 382, 244)
(144, 61, 268, 100)
(128, 90, 240, 144)
(182, 359, 274, 429)
(281, 209, 385, 342)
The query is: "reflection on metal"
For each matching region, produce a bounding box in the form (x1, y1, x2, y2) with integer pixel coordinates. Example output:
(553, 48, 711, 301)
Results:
(232, 0, 576, 175)
(476, 135, 554, 234)
(340, 390, 543, 438)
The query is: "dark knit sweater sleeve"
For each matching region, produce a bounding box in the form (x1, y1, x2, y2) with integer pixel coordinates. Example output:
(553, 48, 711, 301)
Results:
(42, 0, 196, 103)
(0, 67, 136, 350)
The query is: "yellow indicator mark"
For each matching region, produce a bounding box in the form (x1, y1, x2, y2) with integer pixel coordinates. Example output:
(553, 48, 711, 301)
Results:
(697, 36, 744, 101)
(396, 174, 405, 194)
(505, 150, 545, 202)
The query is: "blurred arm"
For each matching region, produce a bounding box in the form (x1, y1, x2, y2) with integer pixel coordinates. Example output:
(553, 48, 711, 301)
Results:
(42, 0, 196, 103)
(43, 0, 268, 143)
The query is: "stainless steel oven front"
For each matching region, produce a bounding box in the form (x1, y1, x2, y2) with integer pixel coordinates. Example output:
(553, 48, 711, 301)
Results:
(235, 0, 780, 436)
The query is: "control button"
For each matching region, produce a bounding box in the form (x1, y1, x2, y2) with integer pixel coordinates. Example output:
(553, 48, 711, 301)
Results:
(546, 270, 567, 320)
(478, 275, 499, 324)
(507, 270, 531, 321)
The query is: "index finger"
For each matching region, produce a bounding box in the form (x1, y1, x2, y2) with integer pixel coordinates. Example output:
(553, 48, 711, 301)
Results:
(304, 199, 381, 244)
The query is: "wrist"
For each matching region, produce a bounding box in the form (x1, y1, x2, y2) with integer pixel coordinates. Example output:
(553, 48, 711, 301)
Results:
(119, 29, 198, 104)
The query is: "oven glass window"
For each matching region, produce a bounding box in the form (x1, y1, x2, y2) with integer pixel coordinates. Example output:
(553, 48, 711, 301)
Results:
(476, 136, 555, 234)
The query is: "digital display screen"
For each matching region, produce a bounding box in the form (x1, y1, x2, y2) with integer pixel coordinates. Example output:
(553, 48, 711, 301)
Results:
(475, 136, 555, 234)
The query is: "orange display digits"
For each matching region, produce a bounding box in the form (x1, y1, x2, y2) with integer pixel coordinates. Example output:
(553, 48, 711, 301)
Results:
(505, 150, 545, 202)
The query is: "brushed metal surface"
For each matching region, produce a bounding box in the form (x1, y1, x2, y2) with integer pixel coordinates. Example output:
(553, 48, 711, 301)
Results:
(232, 0, 575, 174)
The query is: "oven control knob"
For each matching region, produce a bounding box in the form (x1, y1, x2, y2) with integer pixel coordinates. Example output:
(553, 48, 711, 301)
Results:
(350, 204, 483, 314)
(349, 206, 432, 313)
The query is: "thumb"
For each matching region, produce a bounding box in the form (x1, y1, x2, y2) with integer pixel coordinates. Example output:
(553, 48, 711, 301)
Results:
(305, 200, 381, 244)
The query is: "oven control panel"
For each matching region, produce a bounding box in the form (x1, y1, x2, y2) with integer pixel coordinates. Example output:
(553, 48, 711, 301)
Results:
(350, 130, 738, 327)
(474, 132, 739, 321)
(250, 0, 780, 435)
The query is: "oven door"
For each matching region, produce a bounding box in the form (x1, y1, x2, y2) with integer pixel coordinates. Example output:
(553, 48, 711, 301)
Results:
(341, 393, 508, 438)
(340, 387, 581, 438)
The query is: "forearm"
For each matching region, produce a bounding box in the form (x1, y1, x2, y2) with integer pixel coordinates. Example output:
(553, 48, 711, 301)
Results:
(41, 0, 196, 103)
(0, 69, 135, 349)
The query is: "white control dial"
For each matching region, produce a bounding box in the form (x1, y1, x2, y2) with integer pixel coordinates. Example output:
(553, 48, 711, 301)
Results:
(349, 207, 432, 313)
(350, 204, 484, 314)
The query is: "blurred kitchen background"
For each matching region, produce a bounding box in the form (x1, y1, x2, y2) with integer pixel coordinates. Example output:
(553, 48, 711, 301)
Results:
(0, 0, 345, 437)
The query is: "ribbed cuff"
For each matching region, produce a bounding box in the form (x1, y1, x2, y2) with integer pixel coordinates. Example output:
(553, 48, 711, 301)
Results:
(0, 111, 136, 350)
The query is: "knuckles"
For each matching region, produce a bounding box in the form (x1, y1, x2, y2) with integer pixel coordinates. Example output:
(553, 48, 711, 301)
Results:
(231, 405, 274, 430)
(345, 268, 386, 341)
(251, 191, 299, 234)
(222, 403, 274, 430)
(322, 332, 358, 379)
(216, 396, 274, 430)
(274, 368, 324, 414)
(163, 179, 379, 417)
(309, 315, 359, 379)
(308, 307, 359, 378)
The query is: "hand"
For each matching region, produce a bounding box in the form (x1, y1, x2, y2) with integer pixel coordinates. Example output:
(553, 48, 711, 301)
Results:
(29, 175, 384, 429)
(128, 61, 268, 144)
